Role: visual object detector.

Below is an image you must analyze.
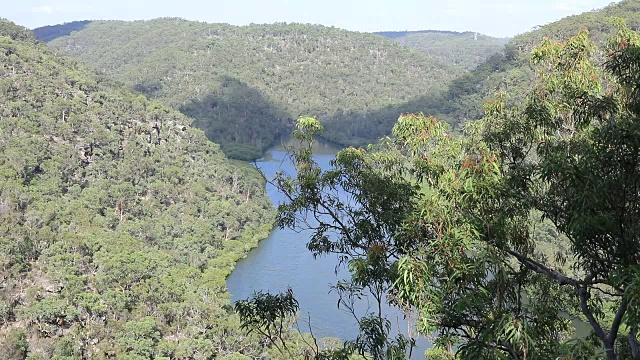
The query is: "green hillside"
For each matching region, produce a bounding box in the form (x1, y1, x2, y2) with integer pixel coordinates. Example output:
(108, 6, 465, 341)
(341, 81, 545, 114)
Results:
(376, 30, 509, 70)
(35, 2, 640, 154)
(438, 0, 640, 124)
(32, 21, 91, 42)
(43, 19, 464, 156)
(0, 19, 277, 358)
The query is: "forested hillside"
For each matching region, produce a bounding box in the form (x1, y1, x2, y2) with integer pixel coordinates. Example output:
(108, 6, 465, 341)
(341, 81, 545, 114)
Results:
(32, 21, 91, 42)
(41, 19, 464, 157)
(261, 17, 640, 358)
(437, 0, 640, 124)
(0, 19, 279, 358)
(35, 2, 640, 156)
(375, 30, 508, 70)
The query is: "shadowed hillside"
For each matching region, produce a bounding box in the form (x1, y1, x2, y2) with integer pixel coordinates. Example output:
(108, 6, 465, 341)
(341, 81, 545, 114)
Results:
(33, 20, 91, 42)
(42, 19, 465, 156)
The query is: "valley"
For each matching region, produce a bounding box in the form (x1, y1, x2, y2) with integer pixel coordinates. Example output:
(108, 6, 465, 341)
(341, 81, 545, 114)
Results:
(2, 0, 640, 359)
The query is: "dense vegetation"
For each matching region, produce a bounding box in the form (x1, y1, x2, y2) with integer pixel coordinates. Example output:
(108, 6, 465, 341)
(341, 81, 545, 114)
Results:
(8, 1, 640, 359)
(41, 19, 464, 157)
(436, 0, 640, 125)
(32, 21, 92, 43)
(255, 19, 640, 359)
(36, 1, 640, 157)
(375, 30, 508, 70)
(0, 19, 292, 359)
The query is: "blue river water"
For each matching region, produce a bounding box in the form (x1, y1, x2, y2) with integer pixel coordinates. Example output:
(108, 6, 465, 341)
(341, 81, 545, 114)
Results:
(226, 141, 431, 357)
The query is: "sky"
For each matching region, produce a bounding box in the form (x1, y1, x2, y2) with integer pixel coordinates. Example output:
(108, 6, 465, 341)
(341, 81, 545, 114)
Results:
(5, 0, 617, 38)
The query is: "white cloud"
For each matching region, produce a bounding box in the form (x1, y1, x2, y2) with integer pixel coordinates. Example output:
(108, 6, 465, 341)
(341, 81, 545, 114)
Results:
(31, 5, 54, 14)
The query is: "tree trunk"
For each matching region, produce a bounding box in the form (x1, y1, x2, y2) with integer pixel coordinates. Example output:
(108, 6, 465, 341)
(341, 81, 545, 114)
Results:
(604, 339, 617, 360)
(630, 326, 640, 359)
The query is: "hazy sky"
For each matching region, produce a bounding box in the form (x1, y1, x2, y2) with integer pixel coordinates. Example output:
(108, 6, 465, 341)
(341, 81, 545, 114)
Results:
(6, 0, 616, 38)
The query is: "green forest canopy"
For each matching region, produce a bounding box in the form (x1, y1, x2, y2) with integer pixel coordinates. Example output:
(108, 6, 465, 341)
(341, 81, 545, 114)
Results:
(5, 1, 640, 358)
(42, 19, 465, 158)
(38, 1, 640, 160)
(375, 30, 509, 70)
(0, 19, 283, 359)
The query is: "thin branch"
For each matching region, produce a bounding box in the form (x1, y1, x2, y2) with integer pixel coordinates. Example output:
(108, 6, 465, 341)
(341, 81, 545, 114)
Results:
(592, 285, 623, 298)
(294, 312, 321, 357)
(499, 341, 523, 360)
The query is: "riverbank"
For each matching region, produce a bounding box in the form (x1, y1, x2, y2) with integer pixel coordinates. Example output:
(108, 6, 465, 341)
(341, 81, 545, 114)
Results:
(225, 143, 432, 358)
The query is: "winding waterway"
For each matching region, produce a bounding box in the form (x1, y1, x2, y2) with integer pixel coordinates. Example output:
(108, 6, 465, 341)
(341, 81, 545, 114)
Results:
(226, 141, 431, 357)
(226, 141, 594, 358)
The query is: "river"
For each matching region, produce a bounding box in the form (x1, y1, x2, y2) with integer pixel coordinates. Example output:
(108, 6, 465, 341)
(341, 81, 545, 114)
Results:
(226, 142, 591, 358)
(226, 141, 431, 357)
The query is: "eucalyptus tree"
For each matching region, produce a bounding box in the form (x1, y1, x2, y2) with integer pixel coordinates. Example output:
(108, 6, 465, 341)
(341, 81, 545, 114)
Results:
(237, 117, 417, 359)
(394, 21, 640, 359)
(239, 21, 640, 360)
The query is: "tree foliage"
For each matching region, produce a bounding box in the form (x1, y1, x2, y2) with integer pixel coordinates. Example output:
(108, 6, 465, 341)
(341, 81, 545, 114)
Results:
(235, 289, 299, 354)
(437, 0, 640, 128)
(264, 21, 640, 360)
(402, 21, 640, 359)
(0, 20, 277, 359)
(41, 19, 464, 156)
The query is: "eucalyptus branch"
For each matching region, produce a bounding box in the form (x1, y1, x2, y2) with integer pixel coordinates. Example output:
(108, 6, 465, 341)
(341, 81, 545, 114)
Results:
(500, 246, 580, 286)
(607, 298, 629, 345)
(629, 326, 639, 359)
(577, 286, 607, 342)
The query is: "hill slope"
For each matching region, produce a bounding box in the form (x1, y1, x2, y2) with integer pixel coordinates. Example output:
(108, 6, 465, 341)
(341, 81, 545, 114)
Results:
(438, 0, 640, 124)
(0, 19, 275, 358)
(42, 19, 465, 155)
(376, 30, 509, 70)
(32, 20, 91, 42)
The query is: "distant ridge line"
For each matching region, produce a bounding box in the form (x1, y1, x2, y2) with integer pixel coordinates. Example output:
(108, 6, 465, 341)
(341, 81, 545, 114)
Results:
(374, 29, 490, 39)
